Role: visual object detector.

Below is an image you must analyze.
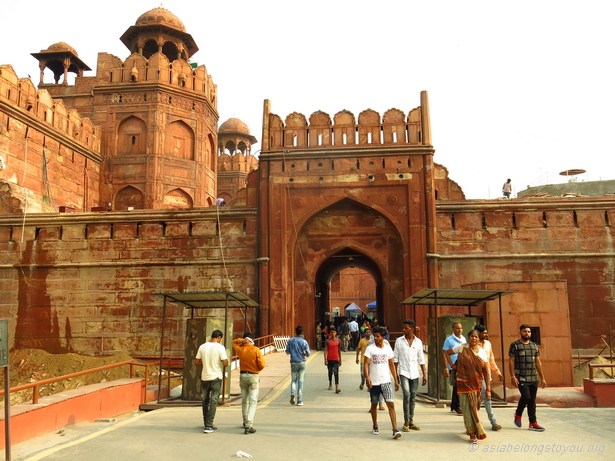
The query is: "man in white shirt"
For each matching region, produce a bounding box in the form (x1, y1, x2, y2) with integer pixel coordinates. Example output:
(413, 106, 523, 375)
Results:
(394, 319, 427, 431)
(348, 318, 359, 351)
(194, 330, 229, 433)
(364, 327, 401, 439)
(474, 324, 503, 431)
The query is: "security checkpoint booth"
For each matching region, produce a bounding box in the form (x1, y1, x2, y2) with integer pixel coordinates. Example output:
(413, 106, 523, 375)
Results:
(401, 288, 514, 403)
(154, 291, 259, 406)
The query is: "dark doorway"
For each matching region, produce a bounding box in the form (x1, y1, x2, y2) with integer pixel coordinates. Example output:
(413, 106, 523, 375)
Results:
(314, 248, 382, 331)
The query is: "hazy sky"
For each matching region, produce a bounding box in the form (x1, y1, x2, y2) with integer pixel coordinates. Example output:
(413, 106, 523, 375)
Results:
(3, 1, 613, 199)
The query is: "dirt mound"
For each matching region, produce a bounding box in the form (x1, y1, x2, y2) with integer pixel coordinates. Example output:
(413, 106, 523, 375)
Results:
(573, 355, 614, 386)
(1, 349, 141, 407)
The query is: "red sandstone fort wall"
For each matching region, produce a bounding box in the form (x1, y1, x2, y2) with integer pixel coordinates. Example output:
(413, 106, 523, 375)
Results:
(436, 199, 615, 350)
(0, 66, 102, 213)
(0, 209, 258, 356)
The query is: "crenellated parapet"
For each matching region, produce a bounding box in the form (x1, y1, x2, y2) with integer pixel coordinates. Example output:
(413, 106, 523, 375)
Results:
(218, 153, 259, 174)
(0, 65, 101, 154)
(265, 105, 425, 150)
(436, 197, 615, 254)
(94, 52, 217, 106)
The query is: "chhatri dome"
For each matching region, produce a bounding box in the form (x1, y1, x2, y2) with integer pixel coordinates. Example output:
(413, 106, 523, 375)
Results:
(134, 7, 186, 32)
(219, 118, 251, 136)
(218, 118, 258, 155)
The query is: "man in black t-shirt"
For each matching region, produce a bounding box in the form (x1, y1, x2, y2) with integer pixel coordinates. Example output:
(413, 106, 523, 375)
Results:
(508, 324, 547, 432)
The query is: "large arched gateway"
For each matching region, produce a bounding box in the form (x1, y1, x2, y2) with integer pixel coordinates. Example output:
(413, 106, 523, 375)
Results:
(292, 199, 405, 344)
(257, 97, 438, 345)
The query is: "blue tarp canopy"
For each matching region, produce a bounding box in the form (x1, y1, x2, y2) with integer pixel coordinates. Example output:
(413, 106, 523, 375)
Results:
(344, 302, 362, 313)
(366, 301, 377, 310)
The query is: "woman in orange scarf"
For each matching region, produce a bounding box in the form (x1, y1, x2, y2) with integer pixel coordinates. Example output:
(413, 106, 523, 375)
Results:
(445, 329, 491, 444)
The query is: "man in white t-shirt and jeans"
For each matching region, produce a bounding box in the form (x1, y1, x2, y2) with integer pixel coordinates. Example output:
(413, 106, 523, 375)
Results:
(364, 326, 402, 439)
(194, 329, 229, 433)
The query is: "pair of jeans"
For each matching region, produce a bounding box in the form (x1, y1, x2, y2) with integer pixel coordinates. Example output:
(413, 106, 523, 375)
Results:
(360, 361, 366, 387)
(201, 378, 222, 428)
(516, 381, 539, 424)
(239, 373, 260, 428)
(327, 360, 340, 385)
(400, 375, 419, 424)
(290, 361, 306, 402)
(481, 379, 497, 424)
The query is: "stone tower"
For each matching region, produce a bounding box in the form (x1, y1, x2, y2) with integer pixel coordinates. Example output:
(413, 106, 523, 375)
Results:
(217, 118, 258, 204)
(31, 7, 219, 210)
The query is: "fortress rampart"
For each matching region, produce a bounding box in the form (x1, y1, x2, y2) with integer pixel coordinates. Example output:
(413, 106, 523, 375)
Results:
(0, 66, 101, 213)
(0, 208, 258, 356)
(436, 198, 615, 349)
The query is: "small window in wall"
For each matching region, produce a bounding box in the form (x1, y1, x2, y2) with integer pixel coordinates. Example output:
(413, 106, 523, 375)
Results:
(293, 134, 298, 147)
(392, 131, 398, 143)
(367, 132, 372, 144)
(529, 326, 541, 345)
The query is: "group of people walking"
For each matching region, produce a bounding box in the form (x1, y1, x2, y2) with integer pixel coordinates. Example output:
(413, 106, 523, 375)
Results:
(443, 321, 547, 444)
(194, 319, 547, 445)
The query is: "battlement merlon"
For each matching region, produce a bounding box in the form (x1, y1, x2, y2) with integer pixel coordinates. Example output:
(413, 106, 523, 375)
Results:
(261, 91, 432, 153)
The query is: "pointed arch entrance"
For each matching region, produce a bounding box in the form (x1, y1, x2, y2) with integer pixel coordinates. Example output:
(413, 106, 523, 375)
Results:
(314, 248, 382, 327)
(291, 198, 405, 345)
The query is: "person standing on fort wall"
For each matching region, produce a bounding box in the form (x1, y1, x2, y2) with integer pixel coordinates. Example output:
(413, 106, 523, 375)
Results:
(502, 178, 512, 198)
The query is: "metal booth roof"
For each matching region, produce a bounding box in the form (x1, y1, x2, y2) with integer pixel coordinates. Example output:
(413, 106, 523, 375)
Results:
(157, 290, 259, 310)
(401, 288, 515, 307)
(400, 287, 515, 403)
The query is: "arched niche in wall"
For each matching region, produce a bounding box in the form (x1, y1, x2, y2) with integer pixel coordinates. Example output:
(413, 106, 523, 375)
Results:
(164, 120, 194, 160)
(114, 185, 145, 210)
(117, 116, 147, 155)
(208, 133, 216, 171)
(163, 187, 193, 209)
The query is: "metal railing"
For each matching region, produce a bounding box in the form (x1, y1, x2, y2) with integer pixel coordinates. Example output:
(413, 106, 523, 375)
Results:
(588, 363, 615, 379)
(0, 360, 149, 405)
(0, 335, 278, 407)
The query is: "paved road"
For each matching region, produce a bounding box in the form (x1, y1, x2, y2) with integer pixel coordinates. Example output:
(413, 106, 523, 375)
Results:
(8, 351, 614, 461)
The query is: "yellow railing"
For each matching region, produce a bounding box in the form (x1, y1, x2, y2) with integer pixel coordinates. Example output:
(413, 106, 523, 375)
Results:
(588, 363, 615, 380)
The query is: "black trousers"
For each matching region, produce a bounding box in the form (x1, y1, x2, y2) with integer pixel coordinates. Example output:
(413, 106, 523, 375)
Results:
(516, 381, 539, 423)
